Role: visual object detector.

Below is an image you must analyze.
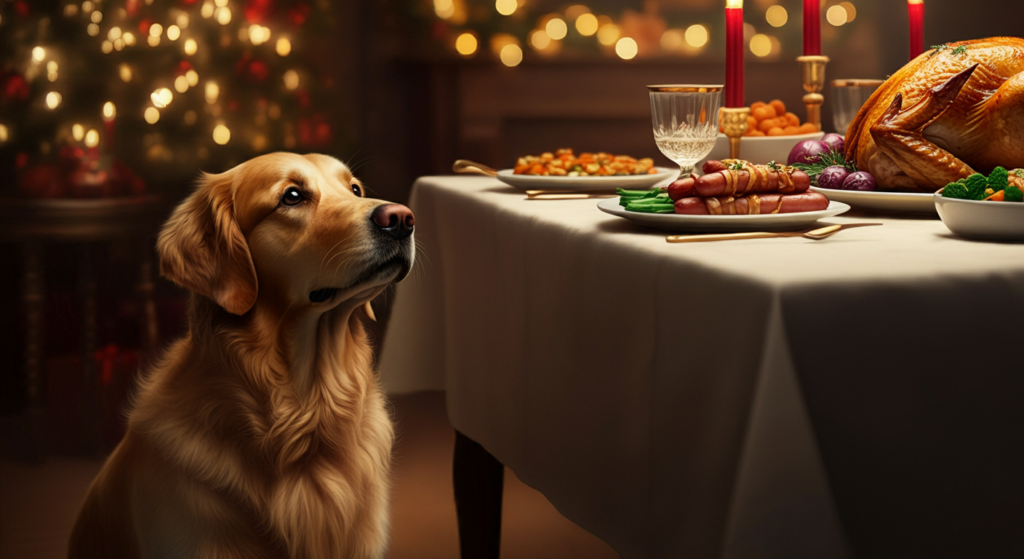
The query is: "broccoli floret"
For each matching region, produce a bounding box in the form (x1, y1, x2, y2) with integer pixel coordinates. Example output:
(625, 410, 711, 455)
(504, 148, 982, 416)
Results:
(942, 182, 970, 199)
(1005, 185, 1024, 202)
(964, 173, 989, 200)
(989, 166, 1009, 192)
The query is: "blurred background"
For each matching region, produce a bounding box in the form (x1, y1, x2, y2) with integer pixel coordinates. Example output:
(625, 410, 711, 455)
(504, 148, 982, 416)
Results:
(1, 0, 1022, 556)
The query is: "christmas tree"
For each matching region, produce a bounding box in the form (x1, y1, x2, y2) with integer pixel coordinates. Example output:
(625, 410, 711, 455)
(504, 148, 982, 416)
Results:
(2, 0, 344, 198)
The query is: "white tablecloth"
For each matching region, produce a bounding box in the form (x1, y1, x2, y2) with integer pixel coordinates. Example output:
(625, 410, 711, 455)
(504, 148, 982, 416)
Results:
(379, 176, 1024, 559)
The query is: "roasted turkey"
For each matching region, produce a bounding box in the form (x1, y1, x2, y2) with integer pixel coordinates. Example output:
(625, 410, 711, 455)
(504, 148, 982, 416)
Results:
(846, 37, 1024, 192)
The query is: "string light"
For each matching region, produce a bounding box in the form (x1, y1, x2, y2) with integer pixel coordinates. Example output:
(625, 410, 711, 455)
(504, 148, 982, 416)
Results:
(114, 38, 125, 51)
(108, 27, 122, 40)
(32, 47, 46, 62)
(167, 25, 181, 41)
(119, 64, 132, 82)
(148, 35, 160, 47)
(72, 124, 85, 141)
(186, 69, 199, 86)
(0, 124, 7, 143)
(123, 32, 136, 46)
(826, 5, 848, 26)
(685, 24, 709, 48)
(597, 23, 620, 46)
(216, 7, 232, 25)
(576, 13, 598, 36)
(276, 38, 291, 56)
(660, 29, 684, 52)
(151, 88, 173, 108)
(840, 2, 857, 22)
(205, 82, 219, 103)
(201, 2, 215, 18)
(174, 75, 189, 92)
(455, 33, 478, 56)
(82, 1, 94, 13)
(184, 38, 198, 55)
(252, 134, 268, 151)
(248, 25, 271, 45)
(64, 4, 78, 16)
(101, 40, 113, 53)
(615, 37, 638, 59)
(268, 104, 281, 120)
(90, 11, 102, 23)
(177, 13, 190, 28)
(499, 44, 522, 67)
(750, 33, 772, 56)
(530, 30, 551, 50)
(434, 0, 455, 20)
(545, 17, 568, 41)
(103, 101, 116, 121)
(87, 23, 99, 36)
(45, 92, 62, 109)
(150, 23, 163, 37)
(46, 61, 58, 82)
(495, 0, 516, 16)
(766, 5, 788, 27)
(283, 70, 299, 90)
(84, 129, 99, 148)
(213, 124, 230, 145)
(144, 107, 160, 124)
(215, 0, 228, 6)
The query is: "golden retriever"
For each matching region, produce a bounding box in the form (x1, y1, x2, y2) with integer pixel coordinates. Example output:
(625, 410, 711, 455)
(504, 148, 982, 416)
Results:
(69, 152, 414, 559)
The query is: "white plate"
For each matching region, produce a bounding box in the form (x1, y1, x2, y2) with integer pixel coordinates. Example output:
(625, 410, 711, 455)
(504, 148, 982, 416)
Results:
(934, 192, 1024, 241)
(696, 132, 824, 169)
(597, 198, 851, 232)
(810, 186, 937, 214)
(496, 167, 676, 192)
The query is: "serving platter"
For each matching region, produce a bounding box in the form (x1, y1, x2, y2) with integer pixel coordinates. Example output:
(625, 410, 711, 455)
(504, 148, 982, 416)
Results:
(810, 186, 936, 214)
(597, 198, 851, 232)
(496, 167, 676, 192)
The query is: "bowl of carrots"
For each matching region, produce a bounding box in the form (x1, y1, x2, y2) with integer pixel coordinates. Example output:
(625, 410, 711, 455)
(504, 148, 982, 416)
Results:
(698, 99, 823, 168)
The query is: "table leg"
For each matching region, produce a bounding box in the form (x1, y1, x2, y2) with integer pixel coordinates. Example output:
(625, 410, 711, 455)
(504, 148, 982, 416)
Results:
(22, 242, 45, 462)
(453, 430, 504, 559)
(79, 245, 100, 455)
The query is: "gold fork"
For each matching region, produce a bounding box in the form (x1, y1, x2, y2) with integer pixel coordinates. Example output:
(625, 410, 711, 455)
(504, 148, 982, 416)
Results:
(666, 222, 882, 243)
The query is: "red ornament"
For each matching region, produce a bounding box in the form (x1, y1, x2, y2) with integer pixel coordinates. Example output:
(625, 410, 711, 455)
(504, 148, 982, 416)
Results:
(247, 60, 269, 83)
(126, 0, 141, 16)
(245, 0, 272, 23)
(138, 19, 152, 35)
(177, 60, 193, 74)
(14, 1, 29, 18)
(288, 3, 311, 26)
(2, 72, 30, 104)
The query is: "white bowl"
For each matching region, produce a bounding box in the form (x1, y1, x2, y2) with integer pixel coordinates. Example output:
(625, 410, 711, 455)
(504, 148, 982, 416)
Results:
(933, 192, 1024, 241)
(696, 132, 824, 169)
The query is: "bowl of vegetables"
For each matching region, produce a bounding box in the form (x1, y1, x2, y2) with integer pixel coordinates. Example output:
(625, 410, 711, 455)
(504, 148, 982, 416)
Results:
(934, 167, 1024, 241)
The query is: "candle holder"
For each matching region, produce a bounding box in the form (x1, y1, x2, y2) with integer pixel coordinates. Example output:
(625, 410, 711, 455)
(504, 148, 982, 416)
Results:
(797, 55, 830, 132)
(720, 107, 750, 160)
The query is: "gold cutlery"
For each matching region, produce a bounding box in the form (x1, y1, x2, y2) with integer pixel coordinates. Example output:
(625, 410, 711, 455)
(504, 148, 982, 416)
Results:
(454, 159, 618, 199)
(453, 159, 498, 177)
(665, 222, 882, 243)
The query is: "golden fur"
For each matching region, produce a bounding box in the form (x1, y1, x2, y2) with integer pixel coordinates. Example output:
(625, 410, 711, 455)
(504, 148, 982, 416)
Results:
(69, 153, 413, 559)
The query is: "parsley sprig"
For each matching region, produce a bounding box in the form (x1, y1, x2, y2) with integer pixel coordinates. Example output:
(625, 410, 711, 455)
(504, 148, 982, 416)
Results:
(791, 149, 857, 185)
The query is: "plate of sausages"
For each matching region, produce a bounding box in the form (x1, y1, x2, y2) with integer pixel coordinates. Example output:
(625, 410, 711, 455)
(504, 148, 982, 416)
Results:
(598, 159, 850, 232)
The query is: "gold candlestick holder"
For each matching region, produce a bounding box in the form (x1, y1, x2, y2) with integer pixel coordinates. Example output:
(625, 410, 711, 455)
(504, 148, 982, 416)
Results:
(797, 55, 830, 132)
(720, 107, 751, 160)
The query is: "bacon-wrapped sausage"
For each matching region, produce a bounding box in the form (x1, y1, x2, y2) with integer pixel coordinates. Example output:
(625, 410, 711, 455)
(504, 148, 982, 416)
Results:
(668, 160, 811, 200)
(674, 191, 829, 215)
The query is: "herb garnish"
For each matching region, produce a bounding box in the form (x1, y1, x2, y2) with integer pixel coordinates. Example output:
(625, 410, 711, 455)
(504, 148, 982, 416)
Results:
(728, 161, 744, 171)
(767, 160, 782, 172)
(930, 43, 968, 57)
(791, 148, 857, 185)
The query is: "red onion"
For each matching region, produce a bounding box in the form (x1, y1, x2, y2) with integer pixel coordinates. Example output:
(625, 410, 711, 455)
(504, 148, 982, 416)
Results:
(817, 166, 850, 190)
(820, 133, 845, 154)
(842, 171, 877, 191)
(787, 140, 829, 165)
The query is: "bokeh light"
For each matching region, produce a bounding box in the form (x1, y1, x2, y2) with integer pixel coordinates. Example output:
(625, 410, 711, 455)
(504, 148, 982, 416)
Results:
(576, 13, 598, 36)
(546, 17, 567, 41)
(499, 44, 523, 67)
(45, 92, 61, 109)
(766, 5, 788, 27)
(455, 32, 478, 56)
(840, 2, 857, 22)
(597, 23, 620, 46)
(213, 124, 231, 145)
(826, 5, 848, 26)
(144, 107, 160, 124)
(615, 37, 638, 60)
(495, 0, 516, 16)
(530, 29, 551, 50)
(72, 124, 85, 141)
(84, 129, 99, 148)
(102, 101, 116, 120)
(184, 38, 198, 55)
(434, 0, 454, 20)
(685, 24, 709, 48)
(749, 33, 772, 57)
(660, 29, 684, 52)
(276, 38, 291, 56)
(284, 70, 299, 90)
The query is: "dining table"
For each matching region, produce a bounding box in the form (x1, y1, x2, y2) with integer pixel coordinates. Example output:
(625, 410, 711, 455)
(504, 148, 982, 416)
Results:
(377, 175, 1024, 559)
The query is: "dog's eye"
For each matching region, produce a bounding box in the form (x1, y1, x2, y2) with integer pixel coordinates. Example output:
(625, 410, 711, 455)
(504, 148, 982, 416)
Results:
(352, 183, 363, 197)
(281, 187, 304, 206)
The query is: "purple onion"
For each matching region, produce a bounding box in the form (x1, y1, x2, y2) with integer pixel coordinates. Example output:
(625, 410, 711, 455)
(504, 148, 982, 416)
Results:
(842, 171, 877, 191)
(787, 140, 829, 165)
(817, 165, 851, 190)
(820, 133, 845, 154)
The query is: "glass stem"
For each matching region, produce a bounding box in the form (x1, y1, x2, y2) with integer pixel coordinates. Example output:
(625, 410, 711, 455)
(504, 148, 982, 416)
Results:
(677, 164, 695, 181)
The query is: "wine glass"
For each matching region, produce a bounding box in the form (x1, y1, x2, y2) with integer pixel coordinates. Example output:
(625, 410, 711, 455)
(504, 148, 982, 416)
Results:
(648, 85, 723, 180)
(831, 79, 883, 135)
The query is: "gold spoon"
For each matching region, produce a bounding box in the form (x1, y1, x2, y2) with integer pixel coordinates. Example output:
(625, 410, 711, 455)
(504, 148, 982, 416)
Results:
(666, 222, 882, 243)
(453, 159, 498, 177)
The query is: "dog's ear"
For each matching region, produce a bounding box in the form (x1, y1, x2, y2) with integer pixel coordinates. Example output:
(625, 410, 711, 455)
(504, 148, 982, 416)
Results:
(157, 171, 258, 315)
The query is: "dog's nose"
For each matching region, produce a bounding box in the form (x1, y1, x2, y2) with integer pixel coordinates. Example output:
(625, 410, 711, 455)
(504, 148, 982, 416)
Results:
(370, 204, 415, 240)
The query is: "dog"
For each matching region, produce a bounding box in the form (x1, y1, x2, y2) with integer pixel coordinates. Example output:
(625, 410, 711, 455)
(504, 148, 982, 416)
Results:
(69, 152, 414, 559)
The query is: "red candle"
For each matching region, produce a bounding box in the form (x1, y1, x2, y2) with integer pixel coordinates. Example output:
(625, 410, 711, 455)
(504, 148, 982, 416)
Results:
(725, 0, 744, 108)
(908, 0, 925, 60)
(802, 0, 820, 56)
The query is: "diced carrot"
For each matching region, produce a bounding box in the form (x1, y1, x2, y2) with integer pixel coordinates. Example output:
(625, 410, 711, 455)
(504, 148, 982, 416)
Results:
(767, 127, 786, 136)
(984, 190, 1006, 201)
(769, 99, 786, 117)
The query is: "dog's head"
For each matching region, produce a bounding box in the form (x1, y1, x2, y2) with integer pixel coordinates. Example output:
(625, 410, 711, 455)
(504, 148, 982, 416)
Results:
(157, 152, 414, 316)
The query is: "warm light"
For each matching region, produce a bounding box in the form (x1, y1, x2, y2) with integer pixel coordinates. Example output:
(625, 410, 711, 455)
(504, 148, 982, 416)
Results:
(252, 134, 268, 151)
(186, 69, 199, 86)
(908, 0, 923, 4)
(201, 2, 215, 18)
(0, 124, 7, 143)
(597, 23, 620, 46)
(826, 5, 848, 26)
(101, 41, 113, 53)
(284, 70, 300, 90)
(215, 0, 228, 6)
(123, 32, 136, 46)
(750, 33, 772, 57)
(114, 38, 125, 51)
(184, 38, 198, 55)
(268, 104, 281, 119)
(151, 88, 173, 108)
(499, 43, 523, 67)
(490, 34, 518, 56)
(455, 33, 478, 55)
(276, 38, 291, 56)
(64, 4, 78, 16)
(685, 24, 709, 48)
(47, 61, 58, 73)
(144, 107, 160, 124)
(119, 64, 132, 82)
(216, 7, 232, 25)
(840, 2, 857, 21)
(45, 92, 61, 109)
(82, 1, 93, 12)
(48, 71, 58, 82)
(32, 47, 45, 61)
(84, 129, 99, 148)
(576, 13, 598, 36)
(205, 82, 219, 103)
(150, 23, 163, 37)
(545, 17, 568, 41)
(184, 110, 197, 125)
(726, 0, 743, 8)
(249, 25, 271, 45)
(615, 37, 638, 59)
(102, 101, 116, 120)
(495, 0, 516, 16)
(177, 13, 190, 28)
(72, 124, 85, 141)
(148, 36, 160, 47)
(660, 29, 684, 52)
(530, 30, 551, 50)
(90, 10, 102, 23)
(766, 5, 788, 27)
(434, 0, 454, 20)
(213, 124, 230, 145)
(174, 75, 189, 93)
(108, 27, 122, 40)
(87, 23, 99, 36)
(167, 25, 180, 40)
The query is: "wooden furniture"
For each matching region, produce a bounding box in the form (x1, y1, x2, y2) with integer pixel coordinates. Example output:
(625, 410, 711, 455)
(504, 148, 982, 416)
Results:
(0, 196, 167, 460)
